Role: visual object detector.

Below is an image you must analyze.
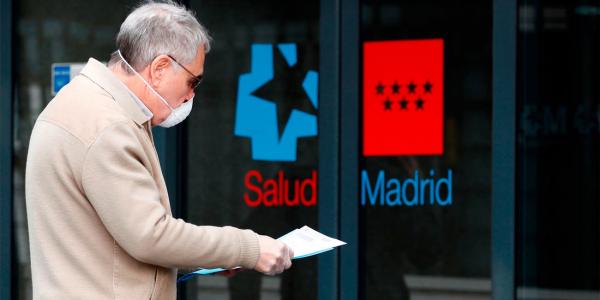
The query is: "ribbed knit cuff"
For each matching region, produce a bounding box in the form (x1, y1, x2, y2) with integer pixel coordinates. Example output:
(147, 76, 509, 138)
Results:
(237, 229, 260, 269)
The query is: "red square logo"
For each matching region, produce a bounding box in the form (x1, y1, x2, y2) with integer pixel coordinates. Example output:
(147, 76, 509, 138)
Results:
(363, 39, 444, 156)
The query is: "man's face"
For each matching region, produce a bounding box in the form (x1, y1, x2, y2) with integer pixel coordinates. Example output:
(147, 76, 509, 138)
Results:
(149, 45, 205, 126)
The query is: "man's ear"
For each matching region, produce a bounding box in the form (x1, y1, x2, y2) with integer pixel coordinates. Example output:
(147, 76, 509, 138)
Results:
(149, 55, 171, 87)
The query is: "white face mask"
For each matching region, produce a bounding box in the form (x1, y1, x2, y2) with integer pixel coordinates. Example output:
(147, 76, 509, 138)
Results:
(117, 50, 194, 128)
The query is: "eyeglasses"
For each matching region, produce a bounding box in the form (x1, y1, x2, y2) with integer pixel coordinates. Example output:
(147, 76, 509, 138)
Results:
(167, 54, 203, 90)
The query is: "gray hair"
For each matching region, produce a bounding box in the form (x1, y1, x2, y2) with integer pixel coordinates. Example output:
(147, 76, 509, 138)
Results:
(108, 0, 211, 73)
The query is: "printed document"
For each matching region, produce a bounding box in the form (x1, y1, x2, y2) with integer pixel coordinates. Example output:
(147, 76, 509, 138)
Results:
(178, 226, 345, 282)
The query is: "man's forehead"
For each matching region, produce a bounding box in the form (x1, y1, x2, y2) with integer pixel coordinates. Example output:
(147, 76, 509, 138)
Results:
(189, 46, 206, 75)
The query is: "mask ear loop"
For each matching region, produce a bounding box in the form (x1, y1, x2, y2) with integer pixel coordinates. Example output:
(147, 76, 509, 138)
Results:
(116, 50, 175, 111)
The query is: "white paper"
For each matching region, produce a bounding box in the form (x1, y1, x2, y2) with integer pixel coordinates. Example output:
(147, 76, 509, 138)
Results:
(278, 226, 346, 258)
(178, 226, 345, 282)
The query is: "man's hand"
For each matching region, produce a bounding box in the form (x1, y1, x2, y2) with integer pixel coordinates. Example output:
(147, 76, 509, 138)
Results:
(215, 268, 243, 278)
(255, 235, 294, 275)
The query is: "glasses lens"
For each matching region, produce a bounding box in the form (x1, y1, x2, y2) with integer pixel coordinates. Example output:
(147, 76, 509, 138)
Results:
(168, 55, 202, 89)
(189, 76, 202, 89)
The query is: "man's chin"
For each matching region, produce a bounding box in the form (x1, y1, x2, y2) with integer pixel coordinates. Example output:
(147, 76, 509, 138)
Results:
(150, 119, 162, 127)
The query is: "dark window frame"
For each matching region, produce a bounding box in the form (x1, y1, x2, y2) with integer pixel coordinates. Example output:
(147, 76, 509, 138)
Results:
(0, 0, 14, 298)
(492, 0, 517, 299)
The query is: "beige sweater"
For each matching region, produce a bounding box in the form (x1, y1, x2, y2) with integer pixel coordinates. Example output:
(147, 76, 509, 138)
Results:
(25, 58, 260, 299)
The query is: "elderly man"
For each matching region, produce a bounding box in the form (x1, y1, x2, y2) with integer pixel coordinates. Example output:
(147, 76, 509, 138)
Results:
(25, 1, 293, 299)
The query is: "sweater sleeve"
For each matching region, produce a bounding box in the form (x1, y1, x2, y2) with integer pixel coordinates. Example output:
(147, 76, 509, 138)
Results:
(81, 121, 260, 269)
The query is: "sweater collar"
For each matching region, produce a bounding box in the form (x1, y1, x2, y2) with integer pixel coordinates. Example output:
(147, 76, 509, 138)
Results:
(80, 58, 152, 126)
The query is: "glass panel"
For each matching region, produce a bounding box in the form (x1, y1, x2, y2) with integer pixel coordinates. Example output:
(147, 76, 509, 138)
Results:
(185, 1, 319, 299)
(359, 1, 493, 299)
(13, 1, 136, 299)
(516, 1, 600, 299)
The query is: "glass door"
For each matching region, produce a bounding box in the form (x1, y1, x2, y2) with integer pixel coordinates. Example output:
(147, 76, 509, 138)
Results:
(516, 1, 600, 299)
(184, 1, 320, 299)
(358, 1, 494, 298)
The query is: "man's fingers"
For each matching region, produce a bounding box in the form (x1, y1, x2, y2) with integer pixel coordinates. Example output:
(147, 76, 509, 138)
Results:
(284, 257, 292, 270)
(216, 268, 243, 278)
(283, 245, 293, 270)
(256, 235, 295, 276)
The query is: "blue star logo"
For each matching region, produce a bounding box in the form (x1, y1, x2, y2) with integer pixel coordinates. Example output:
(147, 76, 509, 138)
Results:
(234, 43, 318, 162)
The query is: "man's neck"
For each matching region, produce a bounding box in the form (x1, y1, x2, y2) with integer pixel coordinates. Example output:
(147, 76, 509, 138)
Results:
(110, 65, 160, 125)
